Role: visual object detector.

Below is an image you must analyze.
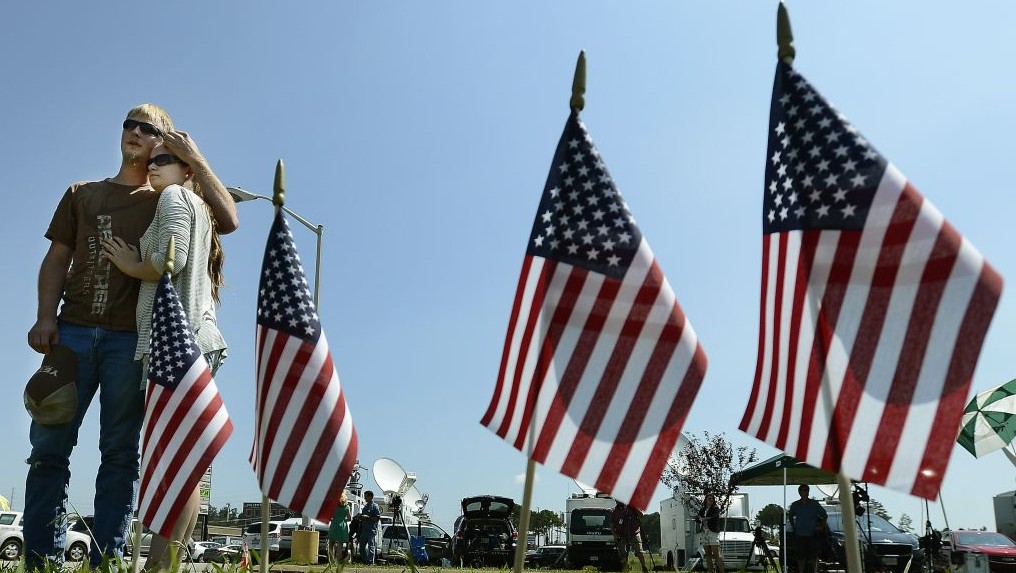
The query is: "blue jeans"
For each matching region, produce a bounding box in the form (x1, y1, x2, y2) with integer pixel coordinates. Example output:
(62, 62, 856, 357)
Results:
(24, 322, 144, 569)
(360, 531, 377, 564)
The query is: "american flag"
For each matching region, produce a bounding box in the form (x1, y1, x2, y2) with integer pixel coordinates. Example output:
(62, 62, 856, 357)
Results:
(138, 273, 232, 537)
(251, 210, 357, 522)
(482, 110, 707, 510)
(740, 62, 1002, 499)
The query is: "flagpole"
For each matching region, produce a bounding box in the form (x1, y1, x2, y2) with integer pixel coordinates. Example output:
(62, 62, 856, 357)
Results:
(131, 238, 176, 573)
(835, 473, 863, 573)
(511, 51, 588, 573)
(778, 6, 863, 571)
(257, 160, 287, 573)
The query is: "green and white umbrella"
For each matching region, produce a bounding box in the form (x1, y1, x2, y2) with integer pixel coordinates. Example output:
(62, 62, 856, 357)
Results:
(958, 378, 1016, 458)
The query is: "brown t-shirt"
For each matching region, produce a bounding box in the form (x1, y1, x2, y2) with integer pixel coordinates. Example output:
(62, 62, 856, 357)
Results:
(46, 179, 160, 331)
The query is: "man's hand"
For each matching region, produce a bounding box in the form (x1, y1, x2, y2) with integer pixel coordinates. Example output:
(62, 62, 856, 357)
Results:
(162, 130, 240, 234)
(162, 130, 204, 165)
(28, 317, 59, 354)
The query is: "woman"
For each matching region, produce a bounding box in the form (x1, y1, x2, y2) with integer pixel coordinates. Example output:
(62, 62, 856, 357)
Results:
(103, 142, 226, 572)
(328, 492, 352, 564)
(698, 493, 724, 573)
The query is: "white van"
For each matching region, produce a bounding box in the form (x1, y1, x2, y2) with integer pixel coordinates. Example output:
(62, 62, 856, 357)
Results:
(242, 521, 284, 555)
(243, 517, 331, 558)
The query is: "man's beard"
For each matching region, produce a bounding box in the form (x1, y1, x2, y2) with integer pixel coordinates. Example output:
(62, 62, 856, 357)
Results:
(123, 148, 146, 166)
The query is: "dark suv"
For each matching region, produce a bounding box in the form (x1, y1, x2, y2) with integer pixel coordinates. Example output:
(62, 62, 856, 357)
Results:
(789, 503, 923, 573)
(453, 495, 517, 568)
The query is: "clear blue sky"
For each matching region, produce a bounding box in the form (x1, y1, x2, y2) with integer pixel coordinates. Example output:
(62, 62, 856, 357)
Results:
(3, 1, 1014, 536)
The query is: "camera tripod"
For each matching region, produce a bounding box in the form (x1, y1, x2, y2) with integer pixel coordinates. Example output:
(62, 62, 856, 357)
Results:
(744, 527, 779, 573)
(383, 495, 408, 559)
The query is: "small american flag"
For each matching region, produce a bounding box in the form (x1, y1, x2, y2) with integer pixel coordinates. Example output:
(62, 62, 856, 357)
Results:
(482, 110, 707, 510)
(251, 210, 357, 522)
(740, 62, 1002, 499)
(138, 273, 232, 537)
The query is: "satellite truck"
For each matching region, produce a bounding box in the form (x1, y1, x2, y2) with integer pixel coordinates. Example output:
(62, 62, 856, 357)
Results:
(660, 491, 754, 570)
(565, 484, 623, 569)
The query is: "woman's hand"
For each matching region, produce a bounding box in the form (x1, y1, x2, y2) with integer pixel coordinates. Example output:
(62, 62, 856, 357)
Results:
(101, 236, 142, 277)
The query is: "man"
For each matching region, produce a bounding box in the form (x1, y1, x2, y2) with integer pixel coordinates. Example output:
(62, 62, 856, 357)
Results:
(359, 490, 382, 564)
(24, 104, 238, 570)
(788, 484, 827, 573)
(611, 501, 650, 573)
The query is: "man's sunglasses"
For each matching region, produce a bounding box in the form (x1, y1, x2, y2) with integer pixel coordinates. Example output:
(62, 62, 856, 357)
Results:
(148, 154, 184, 168)
(123, 118, 163, 137)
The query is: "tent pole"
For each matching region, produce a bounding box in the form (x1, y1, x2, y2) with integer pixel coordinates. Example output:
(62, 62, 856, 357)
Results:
(782, 467, 787, 570)
(836, 474, 862, 573)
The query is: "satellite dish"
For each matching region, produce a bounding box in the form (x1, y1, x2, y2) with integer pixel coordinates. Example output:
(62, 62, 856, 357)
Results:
(373, 458, 417, 496)
(815, 484, 838, 499)
(373, 458, 407, 496)
(403, 484, 425, 513)
(573, 479, 598, 496)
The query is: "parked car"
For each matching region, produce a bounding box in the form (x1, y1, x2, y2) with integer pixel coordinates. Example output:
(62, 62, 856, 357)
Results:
(414, 522, 453, 563)
(203, 542, 245, 563)
(453, 495, 517, 568)
(0, 511, 91, 562)
(69, 515, 153, 558)
(946, 530, 1016, 573)
(190, 541, 224, 562)
(525, 544, 567, 568)
(243, 517, 329, 559)
(277, 518, 330, 559)
(378, 522, 452, 564)
(242, 520, 283, 556)
(209, 535, 243, 546)
(788, 503, 922, 573)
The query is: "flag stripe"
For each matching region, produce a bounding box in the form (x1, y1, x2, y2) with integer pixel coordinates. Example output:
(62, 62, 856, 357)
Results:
(505, 260, 563, 446)
(481, 255, 537, 429)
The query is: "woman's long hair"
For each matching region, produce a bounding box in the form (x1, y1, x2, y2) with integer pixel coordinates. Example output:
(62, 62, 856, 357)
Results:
(190, 180, 225, 304)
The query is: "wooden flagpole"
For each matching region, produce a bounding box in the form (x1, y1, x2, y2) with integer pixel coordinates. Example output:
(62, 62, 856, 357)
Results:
(131, 237, 177, 573)
(257, 160, 286, 573)
(778, 4, 861, 573)
(511, 51, 587, 573)
(836, 473, 863, 573)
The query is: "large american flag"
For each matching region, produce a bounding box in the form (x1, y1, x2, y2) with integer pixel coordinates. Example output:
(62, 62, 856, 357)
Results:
(251, 210, 357, 522)
(482, 110, 707, 510)
(740, 62, 1002, 499)
(139, 273, 232, 537)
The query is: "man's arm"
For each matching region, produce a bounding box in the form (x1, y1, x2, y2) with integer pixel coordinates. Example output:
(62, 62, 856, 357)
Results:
(163, 131, 240, 234)
(28, 241, 73, 354)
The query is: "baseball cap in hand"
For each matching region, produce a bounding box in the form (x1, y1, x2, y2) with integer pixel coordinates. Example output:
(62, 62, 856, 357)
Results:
(24, 344, 78, 425)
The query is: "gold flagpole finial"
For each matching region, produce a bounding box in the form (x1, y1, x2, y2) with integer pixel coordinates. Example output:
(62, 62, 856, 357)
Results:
(570, 50, 587, 111)
(273, 159, 286, 207)
(165, 235, 176, 276)
(777, 2, 796, 64)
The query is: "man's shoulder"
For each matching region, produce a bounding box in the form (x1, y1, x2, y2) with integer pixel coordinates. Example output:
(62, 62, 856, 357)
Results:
(67, 179, 155, 195)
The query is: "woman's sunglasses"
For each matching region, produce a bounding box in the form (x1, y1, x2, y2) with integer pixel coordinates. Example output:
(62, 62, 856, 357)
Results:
(123, 119, 163, 137)
(148, 154, 184, 168)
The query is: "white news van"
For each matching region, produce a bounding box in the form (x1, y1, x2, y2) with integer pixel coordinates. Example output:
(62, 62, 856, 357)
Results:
(660, 491, 756, 569)
(565, 493, 622, 569)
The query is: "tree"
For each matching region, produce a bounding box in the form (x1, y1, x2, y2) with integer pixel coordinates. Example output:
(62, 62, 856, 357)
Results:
(641, 512, 661, 551)
(867, 499, 891, 522)
(659, 431, 759, 514)
(530, 509, 565, 545)
(756, 504, 784, 541)
(512, 507, 565, 545)
(898, 513, 914, 533)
